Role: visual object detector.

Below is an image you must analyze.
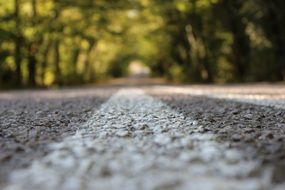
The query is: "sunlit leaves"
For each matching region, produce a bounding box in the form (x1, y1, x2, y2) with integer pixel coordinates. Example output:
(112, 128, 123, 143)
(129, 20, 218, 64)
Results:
(196, 0, 218, 9)
(175, 1, 188, 12)
(0, 0, 284, 87)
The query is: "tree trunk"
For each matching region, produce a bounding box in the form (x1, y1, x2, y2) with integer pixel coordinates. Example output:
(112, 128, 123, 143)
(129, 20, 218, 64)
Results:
(200, 50, 213, 83)
(40, 41, 51, 86)
(84, 40, 95, 82)
(71, 46, 80, 76)
(185, 24, 204, 82)
(264, 1, 285, 80)
(27, 0, 38, 86)
(54, 40, 62, 85)
(223, 0, 250, 82)
(28, 44, 36, 86)
(14, 0, 22, 85)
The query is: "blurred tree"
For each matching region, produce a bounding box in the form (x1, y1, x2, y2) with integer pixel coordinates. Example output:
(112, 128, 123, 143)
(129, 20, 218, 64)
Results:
(218, 0, 251, 82)
(259, 0, 285, 80)
(14, 0, 22, 85)
(0, 0, 284, 88)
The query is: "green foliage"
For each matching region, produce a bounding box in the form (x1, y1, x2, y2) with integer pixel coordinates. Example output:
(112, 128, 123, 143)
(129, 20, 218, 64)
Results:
(0, 0, 284, 88)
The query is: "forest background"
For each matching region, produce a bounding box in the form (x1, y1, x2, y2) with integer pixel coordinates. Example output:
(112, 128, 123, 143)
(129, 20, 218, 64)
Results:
(0, 0, 284, 88)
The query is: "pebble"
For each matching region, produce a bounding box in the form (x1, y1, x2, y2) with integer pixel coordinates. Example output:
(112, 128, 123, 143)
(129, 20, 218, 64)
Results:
(154, 134, 172, 145)
(196, 125, 206, 133)
(116, 130, 130, 137)
(224, 149, 243, 164)
(244, 127, 255, 133)
(244, 113, 253, 119)
(232, 134, 242, 142)
(180, 137, 193, 148)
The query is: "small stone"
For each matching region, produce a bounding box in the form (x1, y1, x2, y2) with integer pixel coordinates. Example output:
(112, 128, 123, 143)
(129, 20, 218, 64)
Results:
(200, 142, 220, 161)
(100, 165, 112, 177)
(15, 145, 26, 152)
(180, 137, 193, 149)
(259, 131, 274, 140)
(244, 128, 255, 133)
(243, 113, 253, 119)
(154, 134, 171, 145)
(179, 152, 192, 162)
(98, 131, 108, 138)
(232, 134, 242, 142)
(224, 149, 242, 164)
(197, 126, 205, 133)
(265, 132, 274, 139)
(116, 130, 130, 137)
(138, 124, 149, 130)
(0, 152, 12, 161)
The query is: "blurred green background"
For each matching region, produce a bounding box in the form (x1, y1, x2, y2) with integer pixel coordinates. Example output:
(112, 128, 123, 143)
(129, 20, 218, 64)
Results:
(0, 0, 285, 88)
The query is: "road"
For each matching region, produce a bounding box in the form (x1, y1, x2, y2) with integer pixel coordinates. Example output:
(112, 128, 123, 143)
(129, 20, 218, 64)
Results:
(0, 84, 285, 190)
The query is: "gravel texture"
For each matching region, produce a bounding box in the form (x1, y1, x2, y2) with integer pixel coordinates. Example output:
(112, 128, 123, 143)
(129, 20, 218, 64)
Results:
(0, 87, 115, 188)
(3, 88, 285, 190)
(148, 88, 285, 185)
(151, 85, 285, 108)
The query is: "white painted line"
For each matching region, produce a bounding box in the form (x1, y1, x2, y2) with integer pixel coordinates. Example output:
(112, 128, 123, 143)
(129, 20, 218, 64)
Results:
(151, 86, 285, 109)
(4, 89, 285, 190)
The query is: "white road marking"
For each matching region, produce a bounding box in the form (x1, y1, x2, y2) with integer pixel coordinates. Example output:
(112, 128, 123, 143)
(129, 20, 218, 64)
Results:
(4, 89, 285, 190)
(151, 86, 285, 109)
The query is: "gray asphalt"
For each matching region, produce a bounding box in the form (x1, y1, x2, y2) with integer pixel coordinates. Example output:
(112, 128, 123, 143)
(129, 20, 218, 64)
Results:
(0, 87, 117, 187)
(0, 85, 284, 189)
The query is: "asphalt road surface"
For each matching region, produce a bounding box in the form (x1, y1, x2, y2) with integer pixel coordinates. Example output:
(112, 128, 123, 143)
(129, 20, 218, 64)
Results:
(0, 84, 285, 190)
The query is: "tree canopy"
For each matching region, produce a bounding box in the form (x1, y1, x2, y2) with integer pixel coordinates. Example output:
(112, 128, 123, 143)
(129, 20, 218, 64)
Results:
(0, 0, 284, 88)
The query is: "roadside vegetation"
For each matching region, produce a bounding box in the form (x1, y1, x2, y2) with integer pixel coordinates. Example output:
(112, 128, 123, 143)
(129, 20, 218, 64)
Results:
(0, 0, 285, 88)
